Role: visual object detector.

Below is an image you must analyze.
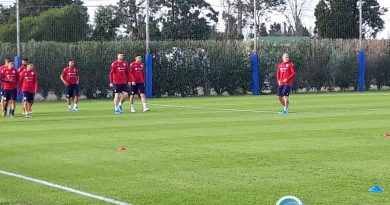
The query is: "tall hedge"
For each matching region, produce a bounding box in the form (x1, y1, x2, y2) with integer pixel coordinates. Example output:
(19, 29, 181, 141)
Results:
(0, 4, 89, 43)
(0, 39, 388, 99)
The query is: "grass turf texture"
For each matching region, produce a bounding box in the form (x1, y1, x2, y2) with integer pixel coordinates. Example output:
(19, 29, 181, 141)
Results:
(1, 92, 390, 205)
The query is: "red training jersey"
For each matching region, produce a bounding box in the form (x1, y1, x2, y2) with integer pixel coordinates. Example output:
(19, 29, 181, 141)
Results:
(0, 65, 7, 88)
(129, 61, 145, 83)
(110, 60, 129, 84)
(20, 70, 38, 93)
(19, 65, 27, 74)
(1, 68, 19, 89)
(61, 66, 79, 85)
(276, 61, 296, 86)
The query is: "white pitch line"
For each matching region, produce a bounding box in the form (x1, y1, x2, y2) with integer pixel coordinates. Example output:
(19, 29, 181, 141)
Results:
(151, 103, 390, 114)
(0, 170, 131, 205)
(152, 103, 276, 114)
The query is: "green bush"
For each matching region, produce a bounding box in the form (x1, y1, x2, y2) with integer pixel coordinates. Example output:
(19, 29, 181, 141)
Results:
(0, 4, 89, 43)
(0, 39, 388, 99)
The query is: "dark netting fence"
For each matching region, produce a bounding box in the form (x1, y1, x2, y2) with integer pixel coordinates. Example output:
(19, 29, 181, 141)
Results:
(0, 0, 389, 99)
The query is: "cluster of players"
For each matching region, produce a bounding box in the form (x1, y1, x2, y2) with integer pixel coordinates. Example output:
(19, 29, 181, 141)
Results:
(0, 57, 36, 118)
(0, 52, 295, 118)
(0, 52, 150, 118)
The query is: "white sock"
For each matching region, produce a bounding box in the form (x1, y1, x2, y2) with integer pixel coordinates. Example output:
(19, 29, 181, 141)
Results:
(118, 102, 122, 106)
(284, 107, 288, 111)
(142, 103, 147, 109)
(68, 105, 72, 109)
(74, 104, 77, 108)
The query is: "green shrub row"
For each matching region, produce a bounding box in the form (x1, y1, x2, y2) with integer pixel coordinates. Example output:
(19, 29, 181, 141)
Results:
(0, 39, 388, 99)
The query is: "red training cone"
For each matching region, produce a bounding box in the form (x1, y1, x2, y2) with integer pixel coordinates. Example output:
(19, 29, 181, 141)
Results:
(118, 146, 127, 151)
(384, 134, 390, 137)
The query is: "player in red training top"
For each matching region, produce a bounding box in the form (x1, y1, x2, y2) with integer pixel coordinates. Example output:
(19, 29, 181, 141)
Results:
(0, 57, 12, 110)
(129, 55, 150, 112)
(19, 58, 29, 114)
(19, 58, 28, 73)
(1, 59, 19, 117)
(20, 63, 38, 118)
(276, 53, 296, 115)
(60, 59, 79, 112)
(109, 52, 130, 114)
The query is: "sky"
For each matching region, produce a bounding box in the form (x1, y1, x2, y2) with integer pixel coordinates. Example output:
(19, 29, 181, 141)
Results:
(2, 0, 390, 39)
(83, 0, 390, 39)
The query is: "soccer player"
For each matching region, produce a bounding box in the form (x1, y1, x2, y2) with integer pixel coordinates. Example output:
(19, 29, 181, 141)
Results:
(129, 55, 150, 112)
(0, 57, 12, 112)
(1, 59, 19, 117)
(20, 63, 38, 118)
(276, 53, 296, 115)
(60, 59, 79, 112)
(19, 58, 29, 114)
(109, 52, 130, 114)
(19, 58, 28, 73)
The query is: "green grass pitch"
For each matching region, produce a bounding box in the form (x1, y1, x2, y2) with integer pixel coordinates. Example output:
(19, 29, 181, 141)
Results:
(1, 92, 390, 205)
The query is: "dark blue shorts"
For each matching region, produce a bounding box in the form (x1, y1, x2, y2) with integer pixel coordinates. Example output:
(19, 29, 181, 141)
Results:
(130, 83, 145, 95)
(23, 91, 35, 103)
(65, 84, 79, 98)
(3, 88, 17, 101)
(277, 85, 291, 97)
(113, 84, 129, 93)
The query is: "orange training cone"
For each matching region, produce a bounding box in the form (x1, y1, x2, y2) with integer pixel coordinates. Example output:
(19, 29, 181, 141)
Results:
(118, 146, 127, 151)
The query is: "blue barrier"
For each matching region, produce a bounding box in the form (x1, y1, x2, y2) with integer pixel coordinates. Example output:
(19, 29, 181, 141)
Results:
(145, 53, 153, 98)
(358, 51, 366, 92)
(250, 53, 260, 95)
(14, 56, 22, 101)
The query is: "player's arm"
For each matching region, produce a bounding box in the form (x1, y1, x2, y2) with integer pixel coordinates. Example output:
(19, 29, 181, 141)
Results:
(143, 63, 146, 85)
(34, 72, 38, 93)
(76, 69, 79, 84)
(276, 66, 281, 85)
(60, 70, 68, 86)
(16, 70, 21, 92)
(1, 71, 10, 83)
(129, 63, 135, 85)
(109, 64, 115, 87)
(19, 72, 24, 87)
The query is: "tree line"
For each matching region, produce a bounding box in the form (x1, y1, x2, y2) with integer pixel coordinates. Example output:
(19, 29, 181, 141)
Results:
(0, 0, 387, 42)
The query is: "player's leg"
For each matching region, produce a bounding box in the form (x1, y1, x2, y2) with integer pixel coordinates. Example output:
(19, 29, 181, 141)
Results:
(114, 93, 120, 113)
(0, 88, 3, 114)
(66, 85, 73, 112)
(138, 84, 150, 112)
(277, 86, 285, 113)
(113, 84, 121, 114)
(278, 96, 284, 106)
(129, 94, 135, 112)
(279, 86, 291, 114)
(23, 92, 28, 117)
(2, 98, 7, 117)
(115, 84, 128, 113)
(25, 101, 30, 118)
(24, 92, 32, 118)
(2, 99, 6, 117)
(22, 97, 26, 114)
(73, 85, 79, 111)
(129, 84, 137, 112)
(9, 89, 16, 117)
(2, 90, 9, 117)
(118, 89, 128, 113)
